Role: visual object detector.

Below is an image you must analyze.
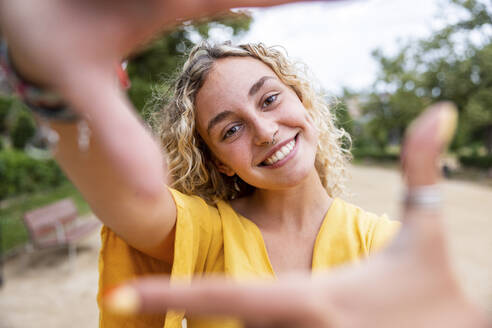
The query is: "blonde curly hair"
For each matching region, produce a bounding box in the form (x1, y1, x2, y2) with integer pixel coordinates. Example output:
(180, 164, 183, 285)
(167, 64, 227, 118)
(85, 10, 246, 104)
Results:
(151, 42, 351, 204)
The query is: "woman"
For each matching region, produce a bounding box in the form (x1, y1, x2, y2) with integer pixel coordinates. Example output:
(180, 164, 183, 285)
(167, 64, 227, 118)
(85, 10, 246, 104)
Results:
(0, 0, 487, 327)
(97, 42, 399, 326)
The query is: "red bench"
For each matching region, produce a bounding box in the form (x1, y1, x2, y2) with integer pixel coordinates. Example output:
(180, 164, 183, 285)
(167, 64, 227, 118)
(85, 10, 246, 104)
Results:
(23, 198, 100, 264)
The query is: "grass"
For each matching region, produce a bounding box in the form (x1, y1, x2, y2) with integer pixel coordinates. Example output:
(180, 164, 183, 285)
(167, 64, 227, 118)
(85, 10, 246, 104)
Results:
(0, 182, 91, 255)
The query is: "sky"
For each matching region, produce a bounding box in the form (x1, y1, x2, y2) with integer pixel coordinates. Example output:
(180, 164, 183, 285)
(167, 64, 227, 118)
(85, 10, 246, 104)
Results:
(226, 0, 446, 94)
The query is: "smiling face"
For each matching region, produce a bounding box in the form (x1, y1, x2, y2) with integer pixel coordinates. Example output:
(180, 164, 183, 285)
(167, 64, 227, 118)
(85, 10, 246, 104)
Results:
(195, 56, 319, 191)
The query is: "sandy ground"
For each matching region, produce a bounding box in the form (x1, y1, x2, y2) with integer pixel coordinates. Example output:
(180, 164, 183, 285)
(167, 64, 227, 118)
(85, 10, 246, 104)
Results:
(1, 164, 491, 327)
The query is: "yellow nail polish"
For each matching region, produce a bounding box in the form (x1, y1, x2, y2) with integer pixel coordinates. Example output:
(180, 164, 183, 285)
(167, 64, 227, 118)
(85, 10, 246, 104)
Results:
(105, 285, 140, 315)
(437, 102, 458, 145)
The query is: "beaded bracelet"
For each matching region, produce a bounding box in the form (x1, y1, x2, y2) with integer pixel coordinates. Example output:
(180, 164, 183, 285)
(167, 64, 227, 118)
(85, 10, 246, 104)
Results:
(0, 40, 80, 122)
(0, 40, 131, 122)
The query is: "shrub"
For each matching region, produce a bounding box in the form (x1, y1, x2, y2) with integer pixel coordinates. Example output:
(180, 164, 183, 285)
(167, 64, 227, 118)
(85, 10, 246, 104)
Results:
(459, 155, 492, 169)
(0, 150, 66, 200)
(0, 95, 13, 133)
(10, 110, 36, 149)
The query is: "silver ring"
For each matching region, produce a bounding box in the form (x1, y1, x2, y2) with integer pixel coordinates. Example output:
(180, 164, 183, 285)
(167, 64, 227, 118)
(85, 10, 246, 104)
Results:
(403, 185, 442, 209)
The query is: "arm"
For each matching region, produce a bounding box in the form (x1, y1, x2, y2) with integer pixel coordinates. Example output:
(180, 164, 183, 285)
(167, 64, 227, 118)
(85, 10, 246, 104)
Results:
(0, 0, 317, 262)
(50, 78, 177, 262)
(104, 103, 491, 328)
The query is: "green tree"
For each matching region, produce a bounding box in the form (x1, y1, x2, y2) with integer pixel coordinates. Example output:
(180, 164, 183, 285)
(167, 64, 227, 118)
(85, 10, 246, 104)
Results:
(127, 11, 252, 113)
(354, 0, 492, 153)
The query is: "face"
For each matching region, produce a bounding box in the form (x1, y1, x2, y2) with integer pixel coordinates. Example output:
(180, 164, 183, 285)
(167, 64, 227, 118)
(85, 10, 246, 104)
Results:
(195, 56, 319, 190)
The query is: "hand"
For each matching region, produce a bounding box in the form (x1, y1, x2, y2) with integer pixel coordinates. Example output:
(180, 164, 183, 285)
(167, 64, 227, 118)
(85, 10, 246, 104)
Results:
(104, 102, 489, 328)
(0, 0, 314, 100)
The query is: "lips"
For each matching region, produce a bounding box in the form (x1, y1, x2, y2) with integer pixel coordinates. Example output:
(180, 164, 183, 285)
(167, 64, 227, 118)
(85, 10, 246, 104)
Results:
(259, 134, 298, 166)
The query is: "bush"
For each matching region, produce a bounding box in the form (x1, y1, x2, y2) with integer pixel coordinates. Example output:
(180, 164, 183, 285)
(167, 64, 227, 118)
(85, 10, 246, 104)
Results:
(0, 95, 13, 133)
(459, 155, 492, 169)
(0, 150, 66, 200)
(10, 110, 36, 149)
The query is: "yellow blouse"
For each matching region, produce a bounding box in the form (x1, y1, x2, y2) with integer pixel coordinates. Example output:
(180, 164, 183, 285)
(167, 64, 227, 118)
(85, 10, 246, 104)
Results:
(98, 188, 400, 328)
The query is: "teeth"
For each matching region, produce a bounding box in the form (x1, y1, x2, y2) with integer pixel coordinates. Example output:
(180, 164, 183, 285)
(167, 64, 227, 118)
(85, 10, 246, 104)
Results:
(263, 139, 296, 165)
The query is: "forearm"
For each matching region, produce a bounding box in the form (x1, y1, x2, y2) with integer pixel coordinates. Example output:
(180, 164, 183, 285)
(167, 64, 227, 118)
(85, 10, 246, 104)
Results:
(49, 76, 177, 256)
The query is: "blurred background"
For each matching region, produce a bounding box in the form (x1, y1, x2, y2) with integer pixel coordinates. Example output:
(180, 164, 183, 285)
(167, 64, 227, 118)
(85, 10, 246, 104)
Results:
(0, 0, 491, 327)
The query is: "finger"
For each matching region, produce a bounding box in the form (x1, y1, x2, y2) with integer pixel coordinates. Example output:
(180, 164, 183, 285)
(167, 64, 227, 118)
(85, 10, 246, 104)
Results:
(213, 0, 344, 8)
(401, 101, 458, 188)
(104, 276, 325, 325)
(392, 102, 458, 254)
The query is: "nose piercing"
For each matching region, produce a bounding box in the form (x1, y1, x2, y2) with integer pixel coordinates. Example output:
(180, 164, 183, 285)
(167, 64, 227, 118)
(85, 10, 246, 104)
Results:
(271, 133, 278, 145)
(269, 131, 278, 145)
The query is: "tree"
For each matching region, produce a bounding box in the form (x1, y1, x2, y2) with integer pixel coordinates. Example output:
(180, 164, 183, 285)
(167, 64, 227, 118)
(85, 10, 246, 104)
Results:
(353, 0, 492, 153)
(126, 11, 252, 112)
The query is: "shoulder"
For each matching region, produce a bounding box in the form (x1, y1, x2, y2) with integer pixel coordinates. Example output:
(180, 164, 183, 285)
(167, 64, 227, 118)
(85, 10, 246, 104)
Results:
(167, 187, 221, 227)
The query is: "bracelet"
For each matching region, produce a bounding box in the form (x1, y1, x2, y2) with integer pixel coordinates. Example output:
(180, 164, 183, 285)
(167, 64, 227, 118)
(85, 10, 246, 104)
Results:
(403, 185, 442, 209)
(0, 40, 80, 122)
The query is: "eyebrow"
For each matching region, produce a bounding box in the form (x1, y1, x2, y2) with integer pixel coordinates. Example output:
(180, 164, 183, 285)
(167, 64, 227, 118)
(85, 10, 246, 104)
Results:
(206, 76, 276, 136)
(207, 110, 234, 135)
(248, 76, 275, 97)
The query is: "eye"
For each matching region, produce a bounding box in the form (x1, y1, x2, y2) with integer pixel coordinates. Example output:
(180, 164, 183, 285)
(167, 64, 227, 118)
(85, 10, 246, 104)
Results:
(262, 94, 278, 108)
(222, 124, 241, 140)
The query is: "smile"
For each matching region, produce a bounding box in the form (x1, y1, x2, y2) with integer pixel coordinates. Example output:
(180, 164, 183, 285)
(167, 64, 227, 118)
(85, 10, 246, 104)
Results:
(260, 134, 298, 167)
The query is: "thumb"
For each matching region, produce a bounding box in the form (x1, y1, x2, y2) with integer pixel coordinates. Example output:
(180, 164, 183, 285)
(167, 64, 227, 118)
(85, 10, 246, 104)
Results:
(393, 101, 458, 253)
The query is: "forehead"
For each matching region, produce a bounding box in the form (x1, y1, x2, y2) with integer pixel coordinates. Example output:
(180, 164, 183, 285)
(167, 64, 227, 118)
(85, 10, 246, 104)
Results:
(195, 57, 278, 132)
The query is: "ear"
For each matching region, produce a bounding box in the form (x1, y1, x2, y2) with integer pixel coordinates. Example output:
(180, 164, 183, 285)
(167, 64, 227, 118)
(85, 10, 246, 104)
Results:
(213, 158, 235, 177)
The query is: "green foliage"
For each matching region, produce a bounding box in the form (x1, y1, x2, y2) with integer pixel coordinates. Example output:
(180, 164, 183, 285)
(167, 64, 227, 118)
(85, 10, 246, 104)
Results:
(0, 150, 66, 200)
(459, 154, 492, 169)
(348, 0, 492, 156)
(127, 11, 252, 113)
(0, 95, 13, 133)
(10, 109, 36, 149)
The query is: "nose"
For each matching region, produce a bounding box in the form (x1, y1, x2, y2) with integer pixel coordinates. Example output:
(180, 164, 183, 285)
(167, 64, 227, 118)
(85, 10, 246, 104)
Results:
(252, 116, 279, 146)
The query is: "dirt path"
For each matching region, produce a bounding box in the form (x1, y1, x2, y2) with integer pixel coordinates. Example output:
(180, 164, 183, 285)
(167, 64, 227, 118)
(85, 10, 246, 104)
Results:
(1, 165, 491, 327)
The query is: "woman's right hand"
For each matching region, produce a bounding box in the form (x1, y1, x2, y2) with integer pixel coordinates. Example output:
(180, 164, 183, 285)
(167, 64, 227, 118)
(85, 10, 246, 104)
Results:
(0, 0, 316, 102)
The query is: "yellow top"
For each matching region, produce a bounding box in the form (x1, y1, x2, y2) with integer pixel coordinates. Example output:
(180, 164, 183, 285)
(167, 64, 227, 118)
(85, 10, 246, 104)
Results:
(98, 188, 400, 328)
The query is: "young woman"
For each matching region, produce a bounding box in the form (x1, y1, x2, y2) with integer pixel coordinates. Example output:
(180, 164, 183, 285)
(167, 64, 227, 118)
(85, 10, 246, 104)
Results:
(97, 42, 399, 326)
(1, 1, 487, 328)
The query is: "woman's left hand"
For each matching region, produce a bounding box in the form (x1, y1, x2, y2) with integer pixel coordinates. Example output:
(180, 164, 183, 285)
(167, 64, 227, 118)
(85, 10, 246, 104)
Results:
(104, 103, 489, 328)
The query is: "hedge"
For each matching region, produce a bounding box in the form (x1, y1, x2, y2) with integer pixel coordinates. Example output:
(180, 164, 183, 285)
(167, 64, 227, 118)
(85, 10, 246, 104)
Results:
(0, 150, 66, 200)
(459, 155, 492, 169)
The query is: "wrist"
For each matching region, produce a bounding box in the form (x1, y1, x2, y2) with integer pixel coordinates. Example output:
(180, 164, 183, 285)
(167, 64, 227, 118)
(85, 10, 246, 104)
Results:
(5, 40, 49, 88)
(0, 40, 79, 122)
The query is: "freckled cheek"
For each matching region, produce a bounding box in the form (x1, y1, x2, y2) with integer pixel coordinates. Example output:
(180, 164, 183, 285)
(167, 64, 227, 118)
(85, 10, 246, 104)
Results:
(214, 142, 253, 172)
(282, 105, 315, 134)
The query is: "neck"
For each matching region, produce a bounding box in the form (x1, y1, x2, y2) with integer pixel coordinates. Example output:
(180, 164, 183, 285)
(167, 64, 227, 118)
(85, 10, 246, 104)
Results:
(232, 169, 333, 231)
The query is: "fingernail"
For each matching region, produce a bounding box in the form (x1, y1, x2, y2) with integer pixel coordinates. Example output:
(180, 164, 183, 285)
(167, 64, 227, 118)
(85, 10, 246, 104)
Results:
(437, 102, 458, 145)
(104, 285, 141, 315)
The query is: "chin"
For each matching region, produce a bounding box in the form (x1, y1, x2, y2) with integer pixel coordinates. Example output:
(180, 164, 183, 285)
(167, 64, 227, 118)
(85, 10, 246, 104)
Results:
(252, 162, 316, 190)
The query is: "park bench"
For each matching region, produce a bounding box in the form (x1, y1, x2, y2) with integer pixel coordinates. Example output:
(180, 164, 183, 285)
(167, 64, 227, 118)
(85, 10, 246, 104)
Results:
(23, 198, 100, 264)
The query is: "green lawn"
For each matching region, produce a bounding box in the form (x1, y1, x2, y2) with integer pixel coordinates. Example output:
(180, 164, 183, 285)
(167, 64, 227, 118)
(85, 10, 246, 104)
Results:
(0, 182, 91, 255)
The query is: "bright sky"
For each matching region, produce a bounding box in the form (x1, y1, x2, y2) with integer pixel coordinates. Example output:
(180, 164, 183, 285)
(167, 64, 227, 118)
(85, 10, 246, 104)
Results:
(232, 0, 444, 94)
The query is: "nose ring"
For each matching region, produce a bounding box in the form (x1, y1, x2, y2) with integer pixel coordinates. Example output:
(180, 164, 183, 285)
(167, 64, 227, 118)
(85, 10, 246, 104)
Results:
(270, 131, 278, 145)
